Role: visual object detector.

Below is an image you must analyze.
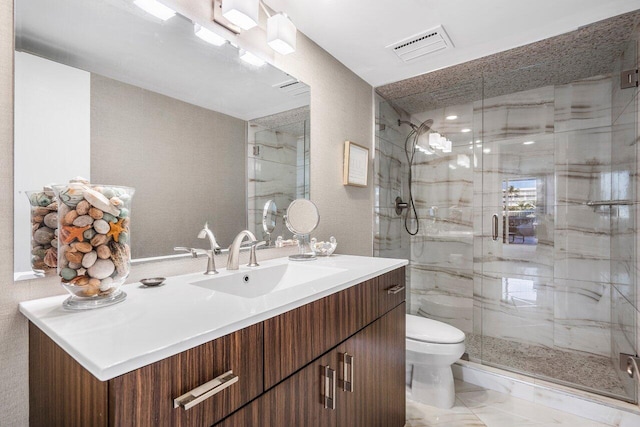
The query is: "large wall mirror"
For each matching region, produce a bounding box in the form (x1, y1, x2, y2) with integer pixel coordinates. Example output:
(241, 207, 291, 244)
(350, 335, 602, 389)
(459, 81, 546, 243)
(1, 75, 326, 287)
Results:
(14, 0, 310, 279)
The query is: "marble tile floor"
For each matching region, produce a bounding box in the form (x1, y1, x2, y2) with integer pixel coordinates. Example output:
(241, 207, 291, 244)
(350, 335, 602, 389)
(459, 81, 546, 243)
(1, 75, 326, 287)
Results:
(465, 334, 627, 398)
(405, 380, 613, 426)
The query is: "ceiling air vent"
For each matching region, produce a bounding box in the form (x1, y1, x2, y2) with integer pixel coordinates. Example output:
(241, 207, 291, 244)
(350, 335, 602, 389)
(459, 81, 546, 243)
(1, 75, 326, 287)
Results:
(389, 25, 454, 62)
(274, 79, 310, 97)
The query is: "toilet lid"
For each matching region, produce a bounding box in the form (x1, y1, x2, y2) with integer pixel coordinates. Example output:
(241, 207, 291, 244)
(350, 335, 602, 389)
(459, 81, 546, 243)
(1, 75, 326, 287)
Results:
(406, 314, 465, 344)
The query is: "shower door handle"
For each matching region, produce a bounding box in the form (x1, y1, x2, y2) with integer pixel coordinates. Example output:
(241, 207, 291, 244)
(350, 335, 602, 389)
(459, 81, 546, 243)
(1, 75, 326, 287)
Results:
(492, 214, 499, 241)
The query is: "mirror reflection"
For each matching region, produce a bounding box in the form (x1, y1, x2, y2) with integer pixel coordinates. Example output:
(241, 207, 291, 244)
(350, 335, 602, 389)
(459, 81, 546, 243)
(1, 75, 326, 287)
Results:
(13, 0, 310, 278)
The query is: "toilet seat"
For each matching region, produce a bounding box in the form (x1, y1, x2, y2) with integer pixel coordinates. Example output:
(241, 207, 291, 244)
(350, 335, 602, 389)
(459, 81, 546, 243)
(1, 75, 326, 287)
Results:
(406, 314, 465, 344)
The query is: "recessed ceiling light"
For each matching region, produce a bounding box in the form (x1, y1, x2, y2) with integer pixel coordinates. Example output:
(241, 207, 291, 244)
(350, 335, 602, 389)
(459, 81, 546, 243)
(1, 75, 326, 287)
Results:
(449, 164, 457, 170)
(461, 128, 471, 133)
(134, 0, 176, 21)
(483, 148, 491, 153)
(446, 115, 458, 120)
(523, 141, 535, 145)
(475, 140, 481, 143)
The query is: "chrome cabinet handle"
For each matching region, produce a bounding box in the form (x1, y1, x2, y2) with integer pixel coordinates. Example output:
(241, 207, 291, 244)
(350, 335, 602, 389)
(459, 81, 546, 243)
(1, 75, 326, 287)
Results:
(492, 214, 499, 241)
(342, 353, 354, 392)
(174, 370, 238, 410)
(323, 365, 336, 410)
(387, 284, 405, 294)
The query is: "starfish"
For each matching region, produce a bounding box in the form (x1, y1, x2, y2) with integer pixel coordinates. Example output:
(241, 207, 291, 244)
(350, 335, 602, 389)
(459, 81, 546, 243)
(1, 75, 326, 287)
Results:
(60, 225, 91, 245)
(107, 218, 126, 243)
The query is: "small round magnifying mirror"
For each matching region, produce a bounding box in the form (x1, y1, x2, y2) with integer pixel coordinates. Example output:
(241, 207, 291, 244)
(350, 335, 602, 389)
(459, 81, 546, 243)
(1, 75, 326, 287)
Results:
(285, 199, 320, 261)
(262, 200, 277, 246)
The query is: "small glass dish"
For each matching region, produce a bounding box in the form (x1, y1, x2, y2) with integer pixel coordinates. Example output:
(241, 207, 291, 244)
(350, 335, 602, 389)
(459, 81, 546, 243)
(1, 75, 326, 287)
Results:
(310, 236, 337, 256)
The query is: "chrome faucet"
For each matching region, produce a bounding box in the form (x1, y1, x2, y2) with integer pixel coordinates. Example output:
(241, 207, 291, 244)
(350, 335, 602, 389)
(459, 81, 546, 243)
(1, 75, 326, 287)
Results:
(226, 230, 264, 270)
(174, 222, 221, 275)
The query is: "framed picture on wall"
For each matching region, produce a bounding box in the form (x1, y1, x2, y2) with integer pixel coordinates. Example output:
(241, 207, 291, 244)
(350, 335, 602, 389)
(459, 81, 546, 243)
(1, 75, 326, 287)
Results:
(343, 141, 369, 187)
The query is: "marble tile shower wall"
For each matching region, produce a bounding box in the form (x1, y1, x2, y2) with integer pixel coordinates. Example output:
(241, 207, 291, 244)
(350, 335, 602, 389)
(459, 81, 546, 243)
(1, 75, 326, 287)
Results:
(247, 123, 299, 240)
(406, 70, 639, 375)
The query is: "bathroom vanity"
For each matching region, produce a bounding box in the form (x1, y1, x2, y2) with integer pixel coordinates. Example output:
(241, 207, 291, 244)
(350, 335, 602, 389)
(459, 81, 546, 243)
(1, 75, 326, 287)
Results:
(20, 255, 407, 426)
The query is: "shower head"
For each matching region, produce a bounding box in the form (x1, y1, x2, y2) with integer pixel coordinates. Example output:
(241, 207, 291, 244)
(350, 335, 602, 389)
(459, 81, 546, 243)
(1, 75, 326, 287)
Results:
(397, 119, 433, 137)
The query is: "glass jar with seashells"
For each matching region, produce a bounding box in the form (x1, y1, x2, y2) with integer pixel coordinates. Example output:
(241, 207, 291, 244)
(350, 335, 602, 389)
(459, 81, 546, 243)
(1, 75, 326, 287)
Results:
(26, 187, 58, 277)
(53, 178, 135, 310)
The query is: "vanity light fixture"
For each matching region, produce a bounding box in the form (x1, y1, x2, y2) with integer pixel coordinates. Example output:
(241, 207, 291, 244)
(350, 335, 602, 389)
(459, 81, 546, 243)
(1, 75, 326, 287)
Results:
(446, 115, 458, 120)
(194, 24, 227, 46)
(239, 49, 266, 66)
(134, 0, 176, 21)
(267, 13, 297, 55)
(461, 128, 471, 133)
(222, 0, 260, 30)
(442, 138, 452, 153)
(523, 140, 535, 145)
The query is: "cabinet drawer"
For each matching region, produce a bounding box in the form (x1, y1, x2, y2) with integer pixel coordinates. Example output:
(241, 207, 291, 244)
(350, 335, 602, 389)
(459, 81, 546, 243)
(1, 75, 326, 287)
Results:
(109, 323, 263, 426)
(264, 267, 405, 389)
(377, 267, 406, 315)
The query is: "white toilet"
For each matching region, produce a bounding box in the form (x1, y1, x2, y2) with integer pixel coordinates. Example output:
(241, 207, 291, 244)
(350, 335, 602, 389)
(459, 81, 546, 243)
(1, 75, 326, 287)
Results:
(406, 313, 466, 409)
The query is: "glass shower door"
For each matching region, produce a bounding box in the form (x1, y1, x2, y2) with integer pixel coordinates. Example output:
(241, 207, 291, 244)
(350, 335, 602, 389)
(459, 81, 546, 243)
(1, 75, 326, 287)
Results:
(479, 53, 638, 402)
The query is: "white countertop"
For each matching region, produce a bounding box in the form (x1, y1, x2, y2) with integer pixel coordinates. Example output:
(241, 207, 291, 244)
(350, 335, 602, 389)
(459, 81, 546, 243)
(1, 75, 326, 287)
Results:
(19, 254, 407, 381)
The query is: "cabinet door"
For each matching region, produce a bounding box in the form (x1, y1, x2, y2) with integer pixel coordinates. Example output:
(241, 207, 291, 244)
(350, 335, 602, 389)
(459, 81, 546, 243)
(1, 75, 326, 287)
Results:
(336, 303, 406, 427)
(109, 323, 263, 426)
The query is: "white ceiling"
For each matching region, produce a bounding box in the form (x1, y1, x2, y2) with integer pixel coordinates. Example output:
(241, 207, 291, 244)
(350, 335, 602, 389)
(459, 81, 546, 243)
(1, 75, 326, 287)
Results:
(265, 0, 640, 87)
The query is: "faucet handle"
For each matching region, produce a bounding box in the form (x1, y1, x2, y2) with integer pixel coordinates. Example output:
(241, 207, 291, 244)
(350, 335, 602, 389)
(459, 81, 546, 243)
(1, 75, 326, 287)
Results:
(247, 241, 266, 267)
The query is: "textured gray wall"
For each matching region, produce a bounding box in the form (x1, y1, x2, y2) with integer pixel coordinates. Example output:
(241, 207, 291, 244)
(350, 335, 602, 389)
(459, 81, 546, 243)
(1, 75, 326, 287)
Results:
(91, 74, 247, 256)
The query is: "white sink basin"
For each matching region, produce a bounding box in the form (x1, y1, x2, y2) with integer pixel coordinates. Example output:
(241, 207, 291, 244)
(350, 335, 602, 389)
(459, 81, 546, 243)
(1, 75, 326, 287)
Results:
(189, 262, 347, 298)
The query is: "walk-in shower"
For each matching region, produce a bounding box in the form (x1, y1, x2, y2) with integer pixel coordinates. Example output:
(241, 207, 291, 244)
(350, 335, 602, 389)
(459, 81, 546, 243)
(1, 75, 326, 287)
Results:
(375, 10, 640, 404)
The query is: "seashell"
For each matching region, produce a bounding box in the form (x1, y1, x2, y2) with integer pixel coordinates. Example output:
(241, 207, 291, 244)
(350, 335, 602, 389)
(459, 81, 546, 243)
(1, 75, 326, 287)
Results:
(89, 207, 103, 220)
(68, 261, 82, 270)
(81, 251, 98, 269)
(63, 210, 79, 225)
(34, 227, 55, 245)
(99, 277, 114, 291)
(107, 219, 126, 243)
(73, 242, 93, 253)
(83, 188, 120, 217)
(32, 215, 44, 224)
(33, 206, 50, 216)
(43, 212, 58, 229)
(109, 197, 124, 208)
(102, 212, 117, 223)
(96, 245, 111, 260)
(73, 215, 94, 227)
(77, 268, 86, 276)
(81, 285, 101, 297)
(60, 267, 77, 281)
(76, 200, 90, 215)
(65, 250, 83, 264)
(32, 259, 47, 270)
(109, 241, 129, 276)
(29, 191, 52, 207)
(58, 202, 70, 219)
(46, 201, 58, 211)
(71, 275, 90, 286)
(57, 184, 87, 208)
(89, 278, 101, 287)
(69, 176, 90, 185)
(50, 238, 58, 248)
(87, 259, 115, 280)
(43, 248, 57, 268)
(83, 228, 96, 240)
(31, 223, 40, 234)
(90, 233, 110, 247)
(32, 247, 46, 258)
(93, 219, 110, 234)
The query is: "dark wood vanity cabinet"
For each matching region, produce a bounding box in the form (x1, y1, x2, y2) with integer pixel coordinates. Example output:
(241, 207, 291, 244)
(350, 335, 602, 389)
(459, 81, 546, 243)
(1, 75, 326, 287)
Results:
(29, 267, 406, 427)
